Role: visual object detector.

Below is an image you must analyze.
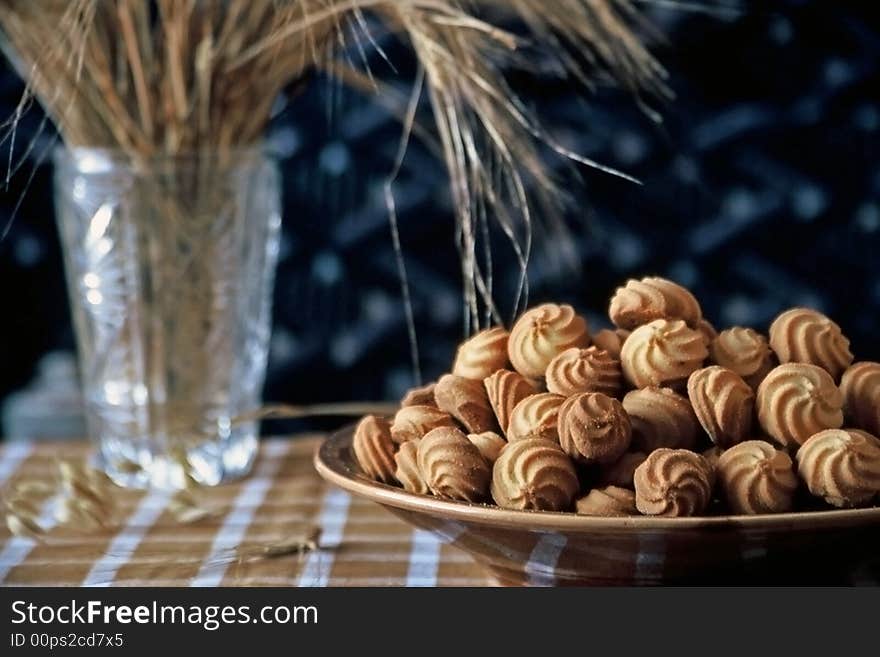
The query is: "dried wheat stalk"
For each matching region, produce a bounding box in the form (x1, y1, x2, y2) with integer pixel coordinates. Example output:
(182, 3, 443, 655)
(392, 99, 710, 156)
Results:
(1, 455, 219, 535)
(236, 526, 322, 563)
(2, 458, 117, 538)
(0, 0, 665, 332)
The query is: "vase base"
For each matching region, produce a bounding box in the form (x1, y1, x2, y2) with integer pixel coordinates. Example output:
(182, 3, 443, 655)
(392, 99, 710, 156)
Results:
(93, 429, 259, 489)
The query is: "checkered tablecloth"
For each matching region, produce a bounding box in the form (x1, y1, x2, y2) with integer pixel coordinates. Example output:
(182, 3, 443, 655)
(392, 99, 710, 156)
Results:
(0, 437, 487, 587)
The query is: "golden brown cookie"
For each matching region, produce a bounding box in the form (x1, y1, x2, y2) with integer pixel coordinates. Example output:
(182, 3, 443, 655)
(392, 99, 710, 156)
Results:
(768, 307, 854, 380)
(353, 415, 397, 484)
(400, 381, 437, 408)
(591, 328, 630, 360)
(598, 451, 648, 489)
(507, 303, 590, 379)
(390, 404, 458, 444)
(417, 427, 491, 502)
(467, 431, 507, 464)
(696, 318, 718, 346)
(716, 440, 798, 514)
(608, 276, 702, 330)
(709, 327, 775, 390)
(506, 392, 565, 443)
(434, 374, 497, 434)
(622, 386, 700, 452)
(575, 486, 637, 517)
(394, 439, 429, 495)
(796, 428, 880, 508)
(483, 369, 537, 434)
(756, 363, 844, 447)
(620, 319, 708, 389)
(840, 362, 880, 436)
(687, 366, 755, 448)
(490, 438, 579, 511)
(557, 392, 632, 465)
(701, 445, 724, 489)
(452, 327, 510, 380)
(633, 448, 712, 517)
(545, 346, 622, 398)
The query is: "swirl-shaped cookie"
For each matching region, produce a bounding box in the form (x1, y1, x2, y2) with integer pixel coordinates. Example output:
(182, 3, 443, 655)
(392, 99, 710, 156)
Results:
(490, 438, 579, 511)
(545, 346, 622, 398)
(598, 451, 647, 489)
(452, 327, 510, 380)
(768, 307, 854, 380)
(796, 429, 880, 508)
(701, 445, 724, 489)
(620, 319, 708, 389)
(591, 328, 630, 360)
(468, 431, 507, 464)
(394, 439, 429, 495)
(353, 415, 396, 484)
(716, 440, 798, 514)
(507, 304, 590, 379)
(506, 393, 565, 443)
(634, 448, 713, 517)
(400, 381, 437, 408)
(483, 369, 537, 434)
(434, 374, 497, 434)
(575, 486, 638, 517)
(608, 276, 702, 330)
(390, 404, 457, 444)
(696, 318, 718, 346)
(417, 427, 491, 502)
(622, 387, 700, 451)
(557, 392, 632, 465)
(709, 327, 775, 390)
(687, 366, 755, 448)
(840, 362, 880, 436)
(756, 363, 844, 447)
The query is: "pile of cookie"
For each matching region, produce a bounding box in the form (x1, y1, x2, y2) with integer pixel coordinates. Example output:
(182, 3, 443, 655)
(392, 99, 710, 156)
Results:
(352, 276, 880, 517)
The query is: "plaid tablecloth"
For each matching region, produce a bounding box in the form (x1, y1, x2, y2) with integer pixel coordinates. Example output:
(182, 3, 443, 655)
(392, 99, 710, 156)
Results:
(0, 437, 487, 587)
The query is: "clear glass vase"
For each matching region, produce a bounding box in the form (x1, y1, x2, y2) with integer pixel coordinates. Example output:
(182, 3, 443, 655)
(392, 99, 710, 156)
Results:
(53, 148, 281, 488)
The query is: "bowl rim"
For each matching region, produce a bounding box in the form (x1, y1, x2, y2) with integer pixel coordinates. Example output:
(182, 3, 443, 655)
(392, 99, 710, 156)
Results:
(314, 424, 880, 533)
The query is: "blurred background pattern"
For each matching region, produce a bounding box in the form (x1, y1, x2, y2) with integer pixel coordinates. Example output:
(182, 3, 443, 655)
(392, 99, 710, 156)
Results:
(0, 1, 878, 439)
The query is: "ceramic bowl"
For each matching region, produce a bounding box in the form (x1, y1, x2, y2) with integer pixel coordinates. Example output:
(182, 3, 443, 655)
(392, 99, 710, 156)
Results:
(314, 426, 880, 585)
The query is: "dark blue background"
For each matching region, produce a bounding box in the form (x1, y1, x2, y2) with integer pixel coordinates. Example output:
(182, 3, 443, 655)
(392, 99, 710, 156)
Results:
(0, 1, 878, 437)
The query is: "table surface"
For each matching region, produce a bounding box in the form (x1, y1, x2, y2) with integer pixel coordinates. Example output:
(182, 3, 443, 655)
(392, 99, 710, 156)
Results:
(0, 437, 488, 587)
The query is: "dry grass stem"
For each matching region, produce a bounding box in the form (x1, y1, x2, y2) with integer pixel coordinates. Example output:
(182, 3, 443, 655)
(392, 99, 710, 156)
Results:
(55, 458, 117, 530)
(0, 0, 665, 331)
(168, 488, 226, 524)
(5, 512, 42, 539)
(2, 473, 56, 539)
(236, 526, 322, 563)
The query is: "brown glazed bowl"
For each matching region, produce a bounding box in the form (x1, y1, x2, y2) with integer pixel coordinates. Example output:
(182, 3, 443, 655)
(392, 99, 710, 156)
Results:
(315, 426, 880, 586)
